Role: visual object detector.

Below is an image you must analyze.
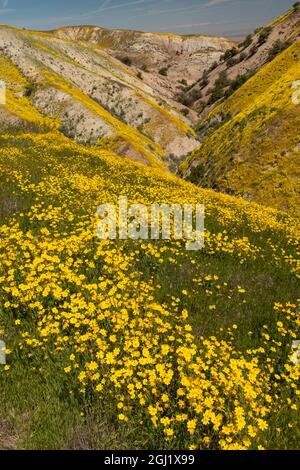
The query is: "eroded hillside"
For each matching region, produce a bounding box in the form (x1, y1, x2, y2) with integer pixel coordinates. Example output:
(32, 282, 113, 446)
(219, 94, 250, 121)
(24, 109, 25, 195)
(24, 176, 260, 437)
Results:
(181, 5, 300, 218)
(0, 25, 203, 167)
(182, 5, 300, 113)
(54, 25, 234, 101)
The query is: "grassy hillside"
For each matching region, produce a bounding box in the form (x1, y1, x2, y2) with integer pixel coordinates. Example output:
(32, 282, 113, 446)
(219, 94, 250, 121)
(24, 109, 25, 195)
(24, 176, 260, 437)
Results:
(0, 132, 299, 450)
(182, 5, 300, 112)
(182, 38, 300, 217)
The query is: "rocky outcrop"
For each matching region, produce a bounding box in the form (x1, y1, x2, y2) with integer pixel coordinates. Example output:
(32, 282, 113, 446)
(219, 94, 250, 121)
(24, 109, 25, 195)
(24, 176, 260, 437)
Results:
(53, 26, 234, 99)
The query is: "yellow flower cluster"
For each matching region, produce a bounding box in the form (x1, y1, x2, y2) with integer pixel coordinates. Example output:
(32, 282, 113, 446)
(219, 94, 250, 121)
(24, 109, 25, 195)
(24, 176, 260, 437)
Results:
(0, 133, 299, 449)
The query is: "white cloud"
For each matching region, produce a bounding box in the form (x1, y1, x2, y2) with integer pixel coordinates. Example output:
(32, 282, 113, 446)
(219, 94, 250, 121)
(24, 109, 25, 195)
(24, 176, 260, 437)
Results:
(204, 0, 235, 6)
(95, 0, 148, 13)
(129, 0, 237, 20)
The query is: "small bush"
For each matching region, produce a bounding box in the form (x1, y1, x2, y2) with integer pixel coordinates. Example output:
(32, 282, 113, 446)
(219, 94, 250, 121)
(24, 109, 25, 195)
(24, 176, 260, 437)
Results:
(195, 100, 205, 114)
(258, 27, 272, 46)
(118, 56, 132, 66)
(248, 45, 258, 57)
(179, 79, 188, 86)
(180, 108, 189, 117)
(239, 35, 253, 49)
(24, 82, 37, 97)
(199, 70, 210, 88)
(227, 57, 239, 67)
(209, 61, 218, 72)
(208, 71, 231, 105)
(221, 47, 238, 61)
(267, 40, 291, 62)
(177, 95, 193, 107)
(254, 27, 263, 34)
(159, 67, 168, 76)
(216, 70, 231, 88)
(224, 70, 255, 98)
(208, 87, 224, 104)
(190, 89, 202, 101)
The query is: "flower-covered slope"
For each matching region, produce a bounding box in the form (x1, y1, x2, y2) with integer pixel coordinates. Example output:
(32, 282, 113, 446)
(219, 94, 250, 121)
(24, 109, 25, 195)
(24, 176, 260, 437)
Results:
(182, 38, 300, 218)
(0, 131, 299, 450)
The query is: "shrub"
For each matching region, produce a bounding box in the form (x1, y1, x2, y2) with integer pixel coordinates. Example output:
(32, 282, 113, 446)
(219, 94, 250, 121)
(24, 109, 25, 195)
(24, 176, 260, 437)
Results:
(199, 69, 209, 88)
(24, 82, 37, 97)
(209, 61, 218, 72)
(239, 35, 253, 49)
(118, 56, 132, 66)
(258, 27, 272, 46)
(208, 87, 224, 104)
(216, 70, 231, 88)
(200, 77, 209, 88)
(190, 88, 202, 101)
(195, 100, 205, 114)
(224, 70, 255, 98)
(159, 67, 168, 76)
(208, 71, 231, 105)
(177, 95, 193, 107)
(222, 47, 238, 61)
(267, 40, 291, 62)
(180, 108, 189, 117)
(177, 88, 202, 107)
(248, 45, 258, 57)
(227, 57, 239, 67)
(179, 79, 188, 86)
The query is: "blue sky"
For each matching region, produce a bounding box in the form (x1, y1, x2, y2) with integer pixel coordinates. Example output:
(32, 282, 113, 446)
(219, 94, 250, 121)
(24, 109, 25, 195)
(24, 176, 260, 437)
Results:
(0, 0, 294, 38)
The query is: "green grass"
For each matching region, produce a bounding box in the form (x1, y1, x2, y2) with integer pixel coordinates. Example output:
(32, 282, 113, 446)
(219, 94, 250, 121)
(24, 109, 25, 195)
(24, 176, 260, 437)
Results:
(0, 133, 299, 449)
